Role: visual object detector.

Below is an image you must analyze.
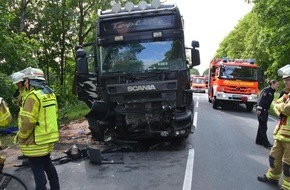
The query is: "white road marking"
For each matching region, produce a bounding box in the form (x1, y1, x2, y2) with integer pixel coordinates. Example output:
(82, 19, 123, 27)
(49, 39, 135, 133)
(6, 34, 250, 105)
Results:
(182, 148, 195, 190)
(268, 115, 278, 122)
(182, 111, 197, 190)
(193, 112, 198, 130)
(196, 101, 199, 108)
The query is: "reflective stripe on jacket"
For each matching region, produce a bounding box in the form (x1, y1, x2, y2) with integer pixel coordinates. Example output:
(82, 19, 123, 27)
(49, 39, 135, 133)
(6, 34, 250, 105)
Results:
(273, 94, 290, 142)
(0, 100, 12, 127)
(17, 88, 59, 156)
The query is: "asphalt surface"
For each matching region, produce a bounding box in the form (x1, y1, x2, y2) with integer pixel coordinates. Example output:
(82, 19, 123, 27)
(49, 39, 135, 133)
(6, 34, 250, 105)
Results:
(2, 140, 190, 190)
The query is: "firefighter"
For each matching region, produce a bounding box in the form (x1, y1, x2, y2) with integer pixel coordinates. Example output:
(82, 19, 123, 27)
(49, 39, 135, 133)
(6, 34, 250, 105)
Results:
(257, 66, 290, 190)
(10, 71, 28, 160)
(10, 71, 27, 107)
(255, 79, 279, 149)
(0, 97, 12, 149)
(14, 67, 60, 190)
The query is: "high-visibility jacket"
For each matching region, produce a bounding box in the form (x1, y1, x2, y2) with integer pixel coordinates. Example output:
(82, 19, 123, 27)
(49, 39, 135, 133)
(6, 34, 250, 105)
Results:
(0, 98, 12, 127)
(17, 87, 28, 107)
(17, 87, 29, 122)
(273, 93, 290, 142)
(16, 87, 59, 157)
(0, 98, 12, 146)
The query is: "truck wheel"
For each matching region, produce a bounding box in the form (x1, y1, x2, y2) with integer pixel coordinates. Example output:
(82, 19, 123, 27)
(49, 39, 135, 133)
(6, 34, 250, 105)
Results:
(87, 119, 105, 141)
(212, 97, 218, 109)
(246, 103, 254, 112)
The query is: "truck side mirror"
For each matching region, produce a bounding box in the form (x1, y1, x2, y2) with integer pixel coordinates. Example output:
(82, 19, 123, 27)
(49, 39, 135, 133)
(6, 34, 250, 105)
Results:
(191, 49, 200, 66)
(191, 40, 200, 48)
(191, 40, 200, 66)
(76, 48, 88, 74)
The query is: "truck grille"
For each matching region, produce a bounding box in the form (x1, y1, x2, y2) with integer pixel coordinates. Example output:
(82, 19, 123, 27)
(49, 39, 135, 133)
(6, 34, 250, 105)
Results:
(110, 91, 176, 103)
(224, 86, 252, 95)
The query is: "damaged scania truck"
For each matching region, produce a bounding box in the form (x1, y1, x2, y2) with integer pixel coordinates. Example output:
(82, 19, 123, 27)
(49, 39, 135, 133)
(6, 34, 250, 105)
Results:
(74, 0, 200, 142)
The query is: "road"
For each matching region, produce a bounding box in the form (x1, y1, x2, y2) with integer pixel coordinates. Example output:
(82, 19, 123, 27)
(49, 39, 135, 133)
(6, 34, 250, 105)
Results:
(191, 93, 279, 190)
(3, 93, 280, 190)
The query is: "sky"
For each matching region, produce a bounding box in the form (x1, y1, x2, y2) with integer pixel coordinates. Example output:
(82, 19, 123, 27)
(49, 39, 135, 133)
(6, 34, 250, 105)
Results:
(167, 0, 253, 74)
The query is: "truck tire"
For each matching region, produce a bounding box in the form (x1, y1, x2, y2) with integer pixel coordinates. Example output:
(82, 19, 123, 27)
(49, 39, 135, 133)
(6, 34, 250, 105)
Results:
(212, 97, 219, 109)
(246, 103, 254, 112)
(87, 119, 105, 141)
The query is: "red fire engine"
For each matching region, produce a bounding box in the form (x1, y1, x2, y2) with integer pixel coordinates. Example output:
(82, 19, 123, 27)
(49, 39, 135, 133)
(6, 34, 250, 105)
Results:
(208, 58, 259, 111)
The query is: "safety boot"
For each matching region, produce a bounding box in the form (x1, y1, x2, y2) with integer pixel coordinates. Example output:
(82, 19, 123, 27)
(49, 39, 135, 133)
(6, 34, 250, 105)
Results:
(257, 175, 278, 185)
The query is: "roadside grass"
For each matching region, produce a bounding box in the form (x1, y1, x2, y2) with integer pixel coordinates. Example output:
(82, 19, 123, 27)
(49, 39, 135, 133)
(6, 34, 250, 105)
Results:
(58, 101, 89, 124)
(1, 101, 89, 148)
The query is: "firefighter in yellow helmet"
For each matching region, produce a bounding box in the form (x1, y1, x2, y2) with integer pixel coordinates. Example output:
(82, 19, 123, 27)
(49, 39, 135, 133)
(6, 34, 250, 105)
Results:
(258, 64, 290, 190)
(0, 97, 12, 148)
(14, 67, 60, 190)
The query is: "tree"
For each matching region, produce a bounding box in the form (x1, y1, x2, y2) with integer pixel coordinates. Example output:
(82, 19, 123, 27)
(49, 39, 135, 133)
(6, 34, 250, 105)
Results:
(253, 0, 290, 78)
(190, 68, 200, 75)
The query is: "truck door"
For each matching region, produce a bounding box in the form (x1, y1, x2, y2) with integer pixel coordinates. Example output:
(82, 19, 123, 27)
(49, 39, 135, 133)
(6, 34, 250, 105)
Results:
(74, 43, 98, 108)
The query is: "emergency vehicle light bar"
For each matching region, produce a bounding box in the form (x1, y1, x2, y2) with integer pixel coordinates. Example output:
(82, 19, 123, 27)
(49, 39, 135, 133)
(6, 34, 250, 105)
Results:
(99, 0, 176, 18)
(214, 58, 256, 64)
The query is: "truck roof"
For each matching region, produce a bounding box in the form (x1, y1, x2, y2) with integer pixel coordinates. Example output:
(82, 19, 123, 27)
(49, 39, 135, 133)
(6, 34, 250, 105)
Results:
(98, 1, 177, 18)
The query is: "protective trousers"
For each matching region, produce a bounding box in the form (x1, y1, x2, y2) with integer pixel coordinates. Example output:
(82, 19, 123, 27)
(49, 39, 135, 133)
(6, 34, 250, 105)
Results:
(266, 140, 290, 190)
(256, 110, 270, 145)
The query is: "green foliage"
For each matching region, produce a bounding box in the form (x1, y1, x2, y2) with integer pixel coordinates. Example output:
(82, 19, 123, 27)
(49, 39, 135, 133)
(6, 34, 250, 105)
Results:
(58, 100, 89, 123)
(202, 68, 209, 76)
(190, 68, 200, 75)
(0, 74, 19, 116)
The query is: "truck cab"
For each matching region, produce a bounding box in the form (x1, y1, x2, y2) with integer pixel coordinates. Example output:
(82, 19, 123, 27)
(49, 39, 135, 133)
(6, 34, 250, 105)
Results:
(74, 0, 200, 141)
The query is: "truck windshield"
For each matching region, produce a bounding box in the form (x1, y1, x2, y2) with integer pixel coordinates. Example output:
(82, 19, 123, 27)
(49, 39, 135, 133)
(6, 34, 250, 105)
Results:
(100, 40, 184, 74)
(220, 66, 258, 80)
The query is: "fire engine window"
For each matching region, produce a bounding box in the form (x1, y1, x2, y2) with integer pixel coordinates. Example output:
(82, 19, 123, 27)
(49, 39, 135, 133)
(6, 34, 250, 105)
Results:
(220, 66, 258, 80)
(193, 78, 205, 83)
(222, 67, 234, 78)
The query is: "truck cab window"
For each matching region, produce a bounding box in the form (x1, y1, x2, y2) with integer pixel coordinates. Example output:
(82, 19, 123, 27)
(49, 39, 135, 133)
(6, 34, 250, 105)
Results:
(100, 40, 184, 74)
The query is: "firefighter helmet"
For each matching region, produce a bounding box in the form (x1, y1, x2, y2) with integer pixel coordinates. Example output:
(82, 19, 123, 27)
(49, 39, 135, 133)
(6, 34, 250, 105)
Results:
(10, 72, 25, 84)
(22, 67, 45, 81)
(278, 64, 290, 79)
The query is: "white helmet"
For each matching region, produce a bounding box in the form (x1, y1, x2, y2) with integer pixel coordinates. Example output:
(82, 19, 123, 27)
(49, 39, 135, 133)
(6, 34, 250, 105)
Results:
(22, 67, 45, 81)
(10, 72, 25, 84)
(278, 64, 290, 79)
